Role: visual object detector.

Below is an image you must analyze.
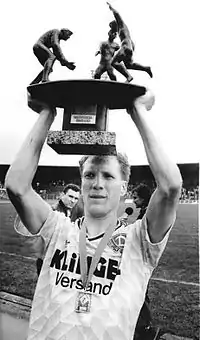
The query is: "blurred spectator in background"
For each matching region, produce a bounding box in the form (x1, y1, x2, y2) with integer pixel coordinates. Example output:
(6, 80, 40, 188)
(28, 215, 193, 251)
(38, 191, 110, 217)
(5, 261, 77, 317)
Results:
(52, 183, 80, 217)
(194, 186, 199, 201)
(179, 186, 199, 203)
(133, 183, 152, 220)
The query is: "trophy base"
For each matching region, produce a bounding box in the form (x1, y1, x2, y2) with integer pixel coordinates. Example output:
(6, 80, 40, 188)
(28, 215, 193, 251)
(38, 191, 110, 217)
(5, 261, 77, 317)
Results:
(47, 130, 116, 155)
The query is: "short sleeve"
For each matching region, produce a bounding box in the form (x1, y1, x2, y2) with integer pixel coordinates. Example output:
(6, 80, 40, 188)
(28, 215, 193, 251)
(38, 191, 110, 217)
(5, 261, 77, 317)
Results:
(128, 216, 174, 269)
(14, 209, 60, 256)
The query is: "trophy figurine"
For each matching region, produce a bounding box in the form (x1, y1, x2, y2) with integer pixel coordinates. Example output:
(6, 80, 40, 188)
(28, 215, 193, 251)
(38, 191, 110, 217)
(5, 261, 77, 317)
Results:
(27, 3, 152, 155)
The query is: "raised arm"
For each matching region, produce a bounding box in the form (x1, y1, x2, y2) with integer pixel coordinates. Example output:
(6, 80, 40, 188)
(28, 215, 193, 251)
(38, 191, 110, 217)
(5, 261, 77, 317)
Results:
(5, 95, 57, 235)
(107, 2, 125, 29)
(127, 91, 182, 243)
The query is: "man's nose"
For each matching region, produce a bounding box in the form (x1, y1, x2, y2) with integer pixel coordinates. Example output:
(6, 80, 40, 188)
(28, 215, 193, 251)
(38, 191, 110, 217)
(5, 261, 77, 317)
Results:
(92, 174, 104, 189)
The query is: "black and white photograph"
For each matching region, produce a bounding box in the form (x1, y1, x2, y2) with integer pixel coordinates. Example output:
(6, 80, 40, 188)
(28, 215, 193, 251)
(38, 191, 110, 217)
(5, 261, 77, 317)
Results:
(0, 1, 199, 339)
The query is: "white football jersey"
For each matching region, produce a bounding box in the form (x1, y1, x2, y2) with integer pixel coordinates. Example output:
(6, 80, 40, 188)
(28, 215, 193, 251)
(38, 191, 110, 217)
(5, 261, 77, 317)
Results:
(15, 210, 172, 340)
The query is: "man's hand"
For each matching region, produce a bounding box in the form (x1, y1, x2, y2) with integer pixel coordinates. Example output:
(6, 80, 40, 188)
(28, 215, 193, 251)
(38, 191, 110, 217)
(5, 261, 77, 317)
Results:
(27, 91, 57, 116)
(135, 89, 155, 111)
(61, 59, 76, 70)
(66, 61, 76, 70)
(127, 89, 155, 116)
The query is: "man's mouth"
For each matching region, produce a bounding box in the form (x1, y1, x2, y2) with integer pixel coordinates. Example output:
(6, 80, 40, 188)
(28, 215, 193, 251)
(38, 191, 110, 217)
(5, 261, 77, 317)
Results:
(89, 195, 106, 199)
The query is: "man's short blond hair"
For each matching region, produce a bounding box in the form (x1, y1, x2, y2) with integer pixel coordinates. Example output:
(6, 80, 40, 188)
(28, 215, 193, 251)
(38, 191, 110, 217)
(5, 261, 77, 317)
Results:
(79, 153, 131, 182)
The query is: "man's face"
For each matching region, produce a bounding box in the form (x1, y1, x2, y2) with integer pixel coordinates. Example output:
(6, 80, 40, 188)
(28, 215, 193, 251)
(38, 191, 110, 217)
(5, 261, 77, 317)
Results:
(61, 189, 80, 210)
(81, 156, 127, 218)
(133, 192, 144, 209)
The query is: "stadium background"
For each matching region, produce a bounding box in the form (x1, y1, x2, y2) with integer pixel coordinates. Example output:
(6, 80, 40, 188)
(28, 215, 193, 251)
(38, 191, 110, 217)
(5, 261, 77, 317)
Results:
(0, 163, 199, 202)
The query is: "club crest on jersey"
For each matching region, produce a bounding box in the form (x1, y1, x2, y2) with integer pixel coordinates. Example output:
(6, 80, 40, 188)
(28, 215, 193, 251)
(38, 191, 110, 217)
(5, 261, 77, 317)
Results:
(108, 233, 127, 253)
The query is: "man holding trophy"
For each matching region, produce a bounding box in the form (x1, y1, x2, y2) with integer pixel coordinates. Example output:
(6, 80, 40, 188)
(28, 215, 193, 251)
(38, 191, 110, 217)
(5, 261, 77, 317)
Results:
(5, 88, 182, 340)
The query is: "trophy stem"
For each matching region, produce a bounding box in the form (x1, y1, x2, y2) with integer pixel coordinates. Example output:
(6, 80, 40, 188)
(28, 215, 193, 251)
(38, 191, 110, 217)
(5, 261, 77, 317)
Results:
(62, 104, 108, 131)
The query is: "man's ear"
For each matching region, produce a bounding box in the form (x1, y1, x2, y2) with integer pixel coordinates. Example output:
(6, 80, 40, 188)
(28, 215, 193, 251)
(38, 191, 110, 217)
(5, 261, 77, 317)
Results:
(120, 181, 128, 197)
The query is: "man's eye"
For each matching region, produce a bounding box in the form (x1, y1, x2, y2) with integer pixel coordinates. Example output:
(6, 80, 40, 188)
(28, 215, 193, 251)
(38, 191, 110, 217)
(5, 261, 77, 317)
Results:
(84, 173, 94, 179)
(104, 173, 114, 179)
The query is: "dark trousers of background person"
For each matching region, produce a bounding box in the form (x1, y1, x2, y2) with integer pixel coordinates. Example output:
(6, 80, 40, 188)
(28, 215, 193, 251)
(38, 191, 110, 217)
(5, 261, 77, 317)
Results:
(133, 293, 154, 340)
